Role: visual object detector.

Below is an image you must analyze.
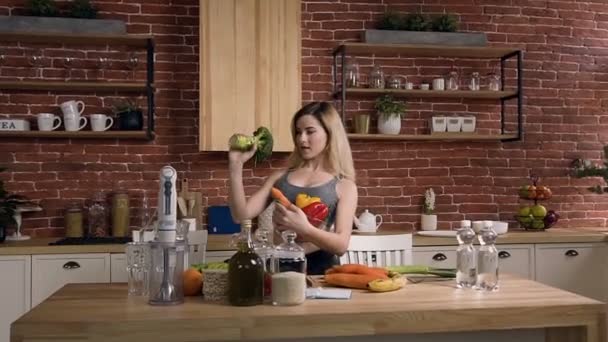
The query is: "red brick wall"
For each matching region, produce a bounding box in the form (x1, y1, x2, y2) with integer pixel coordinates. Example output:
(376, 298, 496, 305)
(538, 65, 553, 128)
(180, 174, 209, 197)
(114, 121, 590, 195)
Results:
(1, 0, 607, 237)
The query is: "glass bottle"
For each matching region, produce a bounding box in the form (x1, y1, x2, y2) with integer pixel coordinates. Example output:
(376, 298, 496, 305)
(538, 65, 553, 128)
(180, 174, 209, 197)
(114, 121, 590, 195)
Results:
(456, 220, 476, 288)
(111, 191, 130, 237)
(447, 71, 459, 90)
(254, 228, 274, 301)
(272, 231, 307, 306)
(227, 220, 264, 306)
(344, 60, 359, 88)
(87, 192, 109, 237)
(475, 221, 499, 291)
(469, 72, 480, 91)
(487, 72, 501, 91)
(368, 65, 385, 89)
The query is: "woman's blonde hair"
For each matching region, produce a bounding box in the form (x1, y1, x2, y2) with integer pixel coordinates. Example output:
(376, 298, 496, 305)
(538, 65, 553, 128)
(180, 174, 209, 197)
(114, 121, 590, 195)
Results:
(287, 102, 355, 181)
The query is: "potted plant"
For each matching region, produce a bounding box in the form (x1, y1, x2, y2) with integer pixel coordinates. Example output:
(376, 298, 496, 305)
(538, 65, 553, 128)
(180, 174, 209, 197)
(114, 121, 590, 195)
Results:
(421, 188, 437, 231)
(374, 94, 405, 135)
(362, 10, 486, 46)
(113, 98, 144, 131)
(0, 168, 28, 243)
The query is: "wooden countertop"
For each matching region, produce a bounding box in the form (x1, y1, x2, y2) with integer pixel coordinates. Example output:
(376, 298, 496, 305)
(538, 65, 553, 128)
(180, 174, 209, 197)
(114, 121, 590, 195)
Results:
(11, 276, 606, 342)
(1, 229, 606, 255)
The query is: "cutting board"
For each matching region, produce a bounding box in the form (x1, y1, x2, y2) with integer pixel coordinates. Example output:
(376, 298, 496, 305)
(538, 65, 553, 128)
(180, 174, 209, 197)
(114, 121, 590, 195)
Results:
(178, 178, 203, 230)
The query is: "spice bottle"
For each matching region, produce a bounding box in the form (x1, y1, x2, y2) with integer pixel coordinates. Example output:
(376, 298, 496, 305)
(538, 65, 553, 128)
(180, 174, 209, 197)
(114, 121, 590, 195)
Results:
(88, 192, 109, 237)
(65, 202, 84, 238)
(271, 230, 306, 306)
(112, 191, 130, 237)
(227, 220, 264, 306)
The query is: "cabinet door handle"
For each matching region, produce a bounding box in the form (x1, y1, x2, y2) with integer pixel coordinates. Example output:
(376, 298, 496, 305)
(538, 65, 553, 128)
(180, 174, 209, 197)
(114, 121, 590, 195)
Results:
(498, 251, 511, 259)
(63, 261, 81, 269)
(565, 250, 579, 257)
(432, 253, 447, 261)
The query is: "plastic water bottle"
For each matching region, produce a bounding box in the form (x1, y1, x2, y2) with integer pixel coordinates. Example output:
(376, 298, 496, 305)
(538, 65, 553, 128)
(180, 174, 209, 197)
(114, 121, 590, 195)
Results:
(475, 221, 499, 291)
(456, 220, 476, 288)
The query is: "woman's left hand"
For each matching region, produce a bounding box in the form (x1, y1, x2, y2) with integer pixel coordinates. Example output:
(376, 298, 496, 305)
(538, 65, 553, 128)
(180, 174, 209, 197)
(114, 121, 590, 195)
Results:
(273, 203, 311, 236)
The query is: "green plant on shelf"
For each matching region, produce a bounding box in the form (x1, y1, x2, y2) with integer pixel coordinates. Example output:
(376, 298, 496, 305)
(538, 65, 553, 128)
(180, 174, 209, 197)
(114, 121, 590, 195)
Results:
(571, 145, 608, 194)
(26, 0, 59, 17)
(0, 167, 29, 228)
(430, 14, 458, 32)
(69, 0, 98, 19)
(374, 94, 406, 119)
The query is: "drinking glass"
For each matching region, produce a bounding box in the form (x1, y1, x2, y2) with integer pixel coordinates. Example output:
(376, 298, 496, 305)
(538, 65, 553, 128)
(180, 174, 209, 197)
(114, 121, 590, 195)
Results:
(126, 241, 150, 296)
(64, 57, 74, 80)
(28, 49, 43, 78)
(127, 52, 139, 80)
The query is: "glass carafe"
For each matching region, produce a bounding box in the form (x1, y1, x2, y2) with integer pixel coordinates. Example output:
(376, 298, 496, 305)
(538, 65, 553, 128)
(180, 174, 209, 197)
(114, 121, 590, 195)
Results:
(368, 65, 385, 89)
(447, 71, 459, 91)
(227, 220, 264, 306)
(468, 72, 481, 91)
(272, 231, 306, 306)
(487, 72, 500, 91)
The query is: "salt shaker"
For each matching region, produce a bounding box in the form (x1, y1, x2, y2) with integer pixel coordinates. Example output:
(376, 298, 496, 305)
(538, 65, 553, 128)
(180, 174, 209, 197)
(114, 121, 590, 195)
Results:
(475, 221, 499, 291)
(456, 220, 476, 288)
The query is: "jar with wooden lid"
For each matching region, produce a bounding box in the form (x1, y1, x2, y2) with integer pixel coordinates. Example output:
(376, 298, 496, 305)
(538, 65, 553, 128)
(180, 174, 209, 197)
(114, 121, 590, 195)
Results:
(88, 192, 109, 237)
(112, 191, 130, 237)
(64, 202, 84, 238)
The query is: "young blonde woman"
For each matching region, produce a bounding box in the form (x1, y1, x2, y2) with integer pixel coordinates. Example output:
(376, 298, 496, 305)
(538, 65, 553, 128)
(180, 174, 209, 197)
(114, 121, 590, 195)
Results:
(228, 101, 358, 274)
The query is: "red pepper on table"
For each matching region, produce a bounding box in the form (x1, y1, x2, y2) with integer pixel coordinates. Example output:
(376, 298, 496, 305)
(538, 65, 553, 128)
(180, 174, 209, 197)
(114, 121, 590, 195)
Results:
(302, 201, 329, 227)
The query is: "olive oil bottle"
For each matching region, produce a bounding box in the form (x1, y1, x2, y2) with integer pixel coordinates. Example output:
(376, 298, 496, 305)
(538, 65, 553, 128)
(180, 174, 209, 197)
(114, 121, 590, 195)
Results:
(227, 220, 264, 306)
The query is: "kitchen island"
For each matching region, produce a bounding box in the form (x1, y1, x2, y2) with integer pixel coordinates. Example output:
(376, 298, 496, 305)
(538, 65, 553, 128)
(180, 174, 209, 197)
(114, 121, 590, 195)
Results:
(11, 275, 606, 342)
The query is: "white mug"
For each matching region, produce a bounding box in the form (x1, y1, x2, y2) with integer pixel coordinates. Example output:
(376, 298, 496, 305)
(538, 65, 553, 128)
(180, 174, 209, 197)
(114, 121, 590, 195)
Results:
(90, 114, 114, 131)
(64, 114, 87, 131)
(37, 113, 61, 131)
(60, 100, 85, 116)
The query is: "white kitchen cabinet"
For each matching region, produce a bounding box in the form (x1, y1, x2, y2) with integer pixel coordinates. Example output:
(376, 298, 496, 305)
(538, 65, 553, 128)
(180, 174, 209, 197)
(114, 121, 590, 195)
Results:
(110, 253, 127, 283)
(0, 255, 30, 342)
(412, 247, 457, 269)
(497, 244, 535, 280)
(206, 250, 236, 263)
(31, 253, 111, 308)
(535, 243, 607, 302)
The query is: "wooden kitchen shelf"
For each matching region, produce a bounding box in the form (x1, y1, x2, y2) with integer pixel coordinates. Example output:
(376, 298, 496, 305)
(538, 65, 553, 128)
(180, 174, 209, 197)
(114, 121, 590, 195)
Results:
(0, 130, 152, 140)
(348, 133, 519, 142)
(0, 32, 152, 47)
(334, 88, 518, 100)
(0, 81, 149, 92)
(335, 42, 519, 58)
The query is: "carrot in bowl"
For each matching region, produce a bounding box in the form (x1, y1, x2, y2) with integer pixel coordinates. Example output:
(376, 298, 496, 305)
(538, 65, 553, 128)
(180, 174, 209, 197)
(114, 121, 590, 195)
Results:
(271, 187, 292, 207)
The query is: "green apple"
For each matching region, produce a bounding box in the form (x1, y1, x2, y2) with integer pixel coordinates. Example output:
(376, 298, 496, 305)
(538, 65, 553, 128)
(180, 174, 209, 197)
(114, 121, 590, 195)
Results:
(532, 219, 545, 229)
(518, 206, 531, 216)
(530, 204, 547, 218)
(518, 215, 532, 224)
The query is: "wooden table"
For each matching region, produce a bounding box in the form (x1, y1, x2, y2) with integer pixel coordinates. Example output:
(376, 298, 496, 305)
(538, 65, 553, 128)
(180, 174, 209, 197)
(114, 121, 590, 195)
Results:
(11, 276, 606, 342)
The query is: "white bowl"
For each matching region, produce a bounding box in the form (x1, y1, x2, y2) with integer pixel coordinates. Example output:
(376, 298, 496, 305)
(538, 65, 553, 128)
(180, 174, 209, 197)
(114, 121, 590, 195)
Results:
(492, 221, 509, 235)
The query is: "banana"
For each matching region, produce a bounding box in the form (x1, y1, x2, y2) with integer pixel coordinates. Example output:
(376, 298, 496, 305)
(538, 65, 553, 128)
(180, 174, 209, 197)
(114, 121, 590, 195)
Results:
(367, 276, 406, 292)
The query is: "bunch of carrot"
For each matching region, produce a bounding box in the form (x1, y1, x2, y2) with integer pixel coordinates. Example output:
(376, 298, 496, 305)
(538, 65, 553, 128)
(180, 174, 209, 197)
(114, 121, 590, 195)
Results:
(324, 264, 389, 289)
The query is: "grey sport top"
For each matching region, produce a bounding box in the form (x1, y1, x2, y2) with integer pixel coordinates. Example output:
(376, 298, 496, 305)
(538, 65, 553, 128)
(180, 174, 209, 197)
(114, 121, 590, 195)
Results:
(273, 171, 339, 230)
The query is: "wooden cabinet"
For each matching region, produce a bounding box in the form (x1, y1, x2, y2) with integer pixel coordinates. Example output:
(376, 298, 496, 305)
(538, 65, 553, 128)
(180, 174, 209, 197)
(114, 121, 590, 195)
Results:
(0, 255, 30, 342)
(412, 247, 456, 269)
(497, 244, 534, 280)
(199, 0, 301, 152)
(110, 253, 127, 283)
(535, 243, 607, 302)
(31, 253, 111, 307)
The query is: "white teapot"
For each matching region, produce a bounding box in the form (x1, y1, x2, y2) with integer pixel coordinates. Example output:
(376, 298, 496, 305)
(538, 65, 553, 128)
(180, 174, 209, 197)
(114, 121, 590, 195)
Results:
(353, 209, 383, 232)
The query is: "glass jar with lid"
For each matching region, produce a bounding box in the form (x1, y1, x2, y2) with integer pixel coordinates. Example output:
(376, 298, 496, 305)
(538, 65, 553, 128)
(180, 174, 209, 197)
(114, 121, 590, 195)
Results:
(271, 230, 306, 306)
(487, 72, 501, 91)
(87, 192, 109, 237)
(344, 60, 359, 88)
(468, 72, 481, 91)
(64, 201, 84, 238)
(446, 71, 459, 91)
(254, 228, 274, 301)
(368, 65, 385, 89)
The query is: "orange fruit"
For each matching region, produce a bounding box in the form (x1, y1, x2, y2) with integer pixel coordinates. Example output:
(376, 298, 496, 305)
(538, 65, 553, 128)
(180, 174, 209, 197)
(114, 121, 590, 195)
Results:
(183, 268, 203, 296)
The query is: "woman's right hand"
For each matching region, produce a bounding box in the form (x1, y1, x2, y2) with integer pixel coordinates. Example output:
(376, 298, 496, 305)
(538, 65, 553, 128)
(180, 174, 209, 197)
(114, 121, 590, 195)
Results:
(228, 143, 257, 166)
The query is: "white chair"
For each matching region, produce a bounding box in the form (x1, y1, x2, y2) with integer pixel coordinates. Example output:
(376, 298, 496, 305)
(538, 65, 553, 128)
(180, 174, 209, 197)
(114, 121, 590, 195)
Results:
(186, 230, 208, 266)
(340, 233, 413, 267)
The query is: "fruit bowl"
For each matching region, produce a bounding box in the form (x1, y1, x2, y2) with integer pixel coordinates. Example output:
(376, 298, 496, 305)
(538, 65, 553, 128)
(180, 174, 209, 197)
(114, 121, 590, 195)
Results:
(514, 213, 558, 230)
